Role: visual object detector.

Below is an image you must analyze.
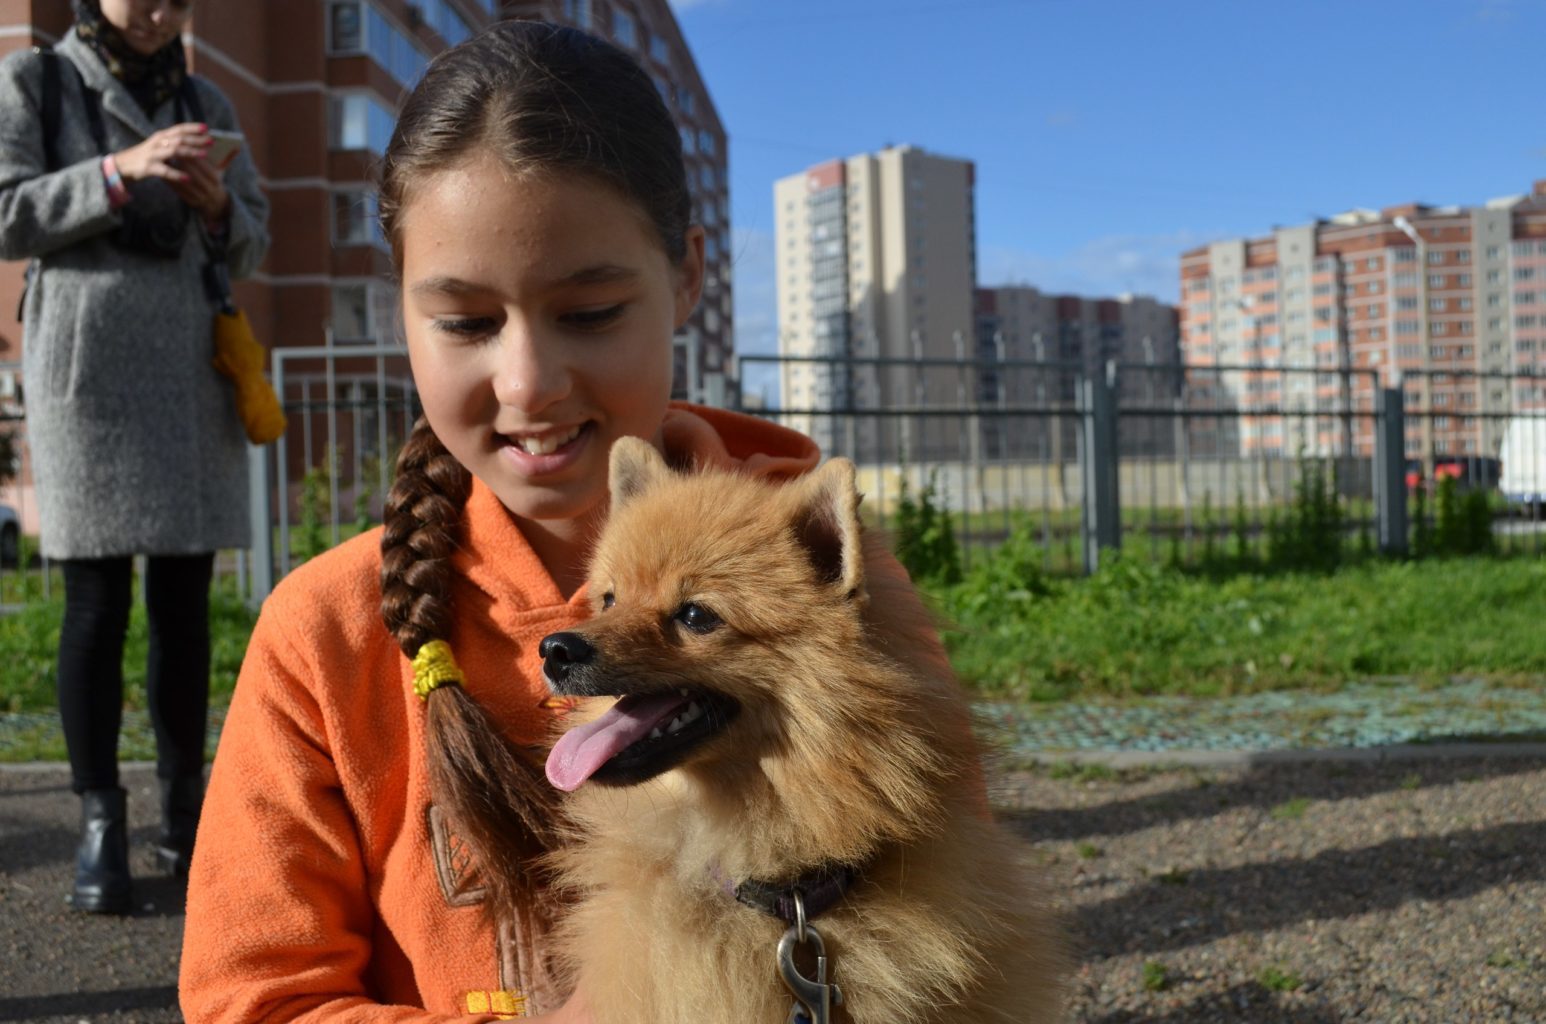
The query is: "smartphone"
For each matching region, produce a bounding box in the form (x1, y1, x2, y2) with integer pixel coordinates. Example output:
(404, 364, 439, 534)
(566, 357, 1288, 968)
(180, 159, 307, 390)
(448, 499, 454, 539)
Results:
(205, 129, 245, 171)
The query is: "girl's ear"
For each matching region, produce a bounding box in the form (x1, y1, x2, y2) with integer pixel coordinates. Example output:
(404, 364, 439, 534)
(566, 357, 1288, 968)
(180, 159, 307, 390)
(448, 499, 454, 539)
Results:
(673, 225, 707, 329)
(609, 437, 672, 511)
(792, 457, 865, 600)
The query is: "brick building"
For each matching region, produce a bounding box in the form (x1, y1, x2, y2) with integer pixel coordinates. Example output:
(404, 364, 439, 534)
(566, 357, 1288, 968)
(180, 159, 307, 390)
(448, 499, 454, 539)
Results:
(0, 0, 730, 398)
(1179, 181, 1546, 459)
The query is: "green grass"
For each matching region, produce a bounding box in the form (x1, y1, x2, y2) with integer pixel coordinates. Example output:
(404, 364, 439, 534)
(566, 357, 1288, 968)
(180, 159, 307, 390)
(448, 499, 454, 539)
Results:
(1270, 797, 1312, 821)
(929, 553, 1546, 701)
(1258, 965, 1304, 992)
(0, 579, 257, 714)
(1141, 961, 1171, 992)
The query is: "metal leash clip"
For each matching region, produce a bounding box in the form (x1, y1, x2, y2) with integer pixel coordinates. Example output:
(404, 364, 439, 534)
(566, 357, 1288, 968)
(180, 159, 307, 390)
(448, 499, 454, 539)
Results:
(776, 891, 843, 1024)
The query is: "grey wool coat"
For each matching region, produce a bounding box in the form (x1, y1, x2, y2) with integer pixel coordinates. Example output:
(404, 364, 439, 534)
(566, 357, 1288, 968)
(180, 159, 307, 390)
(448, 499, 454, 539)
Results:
(0, 32, 270, 559)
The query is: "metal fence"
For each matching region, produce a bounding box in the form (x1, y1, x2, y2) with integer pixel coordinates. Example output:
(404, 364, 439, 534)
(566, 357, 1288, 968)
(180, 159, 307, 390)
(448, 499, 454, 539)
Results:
(0, 351, 1543, 613)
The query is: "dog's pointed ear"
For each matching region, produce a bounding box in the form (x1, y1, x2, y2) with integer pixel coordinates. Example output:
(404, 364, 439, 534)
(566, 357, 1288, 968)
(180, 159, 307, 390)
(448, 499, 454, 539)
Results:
(792, 457, 865, 600)
(609, 437, 671, 511)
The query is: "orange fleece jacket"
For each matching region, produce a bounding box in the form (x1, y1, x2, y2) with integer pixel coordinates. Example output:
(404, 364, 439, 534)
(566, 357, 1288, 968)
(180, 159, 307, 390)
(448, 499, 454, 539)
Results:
(179, 404, 960, 1021)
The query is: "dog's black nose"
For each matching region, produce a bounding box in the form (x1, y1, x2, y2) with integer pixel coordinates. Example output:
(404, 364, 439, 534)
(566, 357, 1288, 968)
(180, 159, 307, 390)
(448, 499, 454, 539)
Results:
(540, 631, 595, 683)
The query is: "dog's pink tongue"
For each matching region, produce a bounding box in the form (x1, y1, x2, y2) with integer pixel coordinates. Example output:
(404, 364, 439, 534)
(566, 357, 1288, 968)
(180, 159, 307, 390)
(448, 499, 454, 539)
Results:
(546, 693, 687, 792)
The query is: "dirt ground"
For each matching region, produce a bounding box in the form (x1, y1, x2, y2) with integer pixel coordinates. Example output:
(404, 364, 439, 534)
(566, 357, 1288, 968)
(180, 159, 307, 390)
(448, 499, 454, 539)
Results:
(3, 753, 1544, 1022)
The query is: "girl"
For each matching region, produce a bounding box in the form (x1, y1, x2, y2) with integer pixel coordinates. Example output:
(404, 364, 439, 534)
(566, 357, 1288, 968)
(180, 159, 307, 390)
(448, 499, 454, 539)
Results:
(179, 20, 828, 1022)
(0, 0, 268, 914)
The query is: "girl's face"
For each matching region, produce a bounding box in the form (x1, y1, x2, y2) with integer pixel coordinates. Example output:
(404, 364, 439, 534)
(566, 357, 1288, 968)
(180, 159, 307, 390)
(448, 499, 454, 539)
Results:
(401, 155, 704, 532)
(98, 0, 193, 56)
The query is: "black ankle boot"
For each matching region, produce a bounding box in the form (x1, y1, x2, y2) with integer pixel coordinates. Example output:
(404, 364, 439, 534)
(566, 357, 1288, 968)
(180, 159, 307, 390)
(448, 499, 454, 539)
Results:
(71, 787, 131, 914)
(153, 774, 204, 876)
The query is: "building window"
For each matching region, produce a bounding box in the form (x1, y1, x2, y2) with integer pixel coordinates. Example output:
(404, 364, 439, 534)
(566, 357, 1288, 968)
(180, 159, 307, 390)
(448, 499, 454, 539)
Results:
(421, 0, 472, 47)
(649, 32, 671, 64)
(680, 127, 696, 154)
(332, 284, 368, 340)
(328, 2, 431, 88)
(1427, 250, 1444, 264)
(563, 0, 592, 28)
(698, 130, 716, 156)
(329, 2, 363, 50)
(329, 93, 396, 154)
(332, 190, 385, 248)
(612, 9, 636, 48)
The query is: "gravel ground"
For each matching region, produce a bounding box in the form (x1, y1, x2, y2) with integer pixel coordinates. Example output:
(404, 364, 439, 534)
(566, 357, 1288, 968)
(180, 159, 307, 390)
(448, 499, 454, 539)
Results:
(2, 755, 1544, 1022)
(992, 753, 1546, 1023)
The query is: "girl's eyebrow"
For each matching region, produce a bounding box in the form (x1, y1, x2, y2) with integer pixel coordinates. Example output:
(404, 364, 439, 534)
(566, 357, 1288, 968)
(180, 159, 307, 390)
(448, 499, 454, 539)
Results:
(409, 265, 640, 298)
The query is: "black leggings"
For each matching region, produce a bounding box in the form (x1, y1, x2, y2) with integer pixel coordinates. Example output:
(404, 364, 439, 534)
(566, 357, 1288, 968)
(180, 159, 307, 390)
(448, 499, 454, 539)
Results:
(57, 554, 214, 793)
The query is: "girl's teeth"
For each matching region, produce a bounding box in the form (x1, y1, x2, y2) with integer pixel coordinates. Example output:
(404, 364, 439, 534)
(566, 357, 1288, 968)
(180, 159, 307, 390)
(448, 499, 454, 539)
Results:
(517, 426, 581, 455)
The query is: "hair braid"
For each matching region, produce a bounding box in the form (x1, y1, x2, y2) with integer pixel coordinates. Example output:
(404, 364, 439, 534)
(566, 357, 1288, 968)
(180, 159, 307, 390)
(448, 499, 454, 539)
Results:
(381, 416, 564, 929)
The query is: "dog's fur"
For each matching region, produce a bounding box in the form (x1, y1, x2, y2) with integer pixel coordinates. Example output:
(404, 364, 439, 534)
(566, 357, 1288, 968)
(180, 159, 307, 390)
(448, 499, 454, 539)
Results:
(540, 438, 1065, 1023)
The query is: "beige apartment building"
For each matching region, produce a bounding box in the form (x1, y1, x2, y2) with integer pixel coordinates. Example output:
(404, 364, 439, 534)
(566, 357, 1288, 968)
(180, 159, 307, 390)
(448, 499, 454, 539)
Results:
(1179, 180, 1546, 460)
(774, 144, 976, 462)
(0, 0, 729, 397)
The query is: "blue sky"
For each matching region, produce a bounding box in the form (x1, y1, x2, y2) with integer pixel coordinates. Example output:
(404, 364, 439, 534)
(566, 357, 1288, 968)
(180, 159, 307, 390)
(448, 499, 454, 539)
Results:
(669, 0, 1546, 383)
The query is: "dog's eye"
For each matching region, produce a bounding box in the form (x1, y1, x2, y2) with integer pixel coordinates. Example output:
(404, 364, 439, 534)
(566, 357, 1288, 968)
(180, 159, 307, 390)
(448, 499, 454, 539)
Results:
(675, 602, 722, 634)
(602, 592, 615, 611)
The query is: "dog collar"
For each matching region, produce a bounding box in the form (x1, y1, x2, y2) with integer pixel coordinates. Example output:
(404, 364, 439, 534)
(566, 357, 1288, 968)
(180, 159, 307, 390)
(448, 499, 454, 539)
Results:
(727, 862, 862, 926)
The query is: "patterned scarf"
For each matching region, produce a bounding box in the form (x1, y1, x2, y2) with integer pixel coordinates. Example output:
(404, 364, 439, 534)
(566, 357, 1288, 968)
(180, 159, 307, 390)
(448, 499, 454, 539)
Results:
(72, 0, 188, 116)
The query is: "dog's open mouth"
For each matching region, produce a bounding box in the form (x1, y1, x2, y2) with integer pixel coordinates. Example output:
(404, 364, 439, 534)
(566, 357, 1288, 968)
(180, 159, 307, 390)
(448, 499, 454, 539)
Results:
(545, 689, 738, 792)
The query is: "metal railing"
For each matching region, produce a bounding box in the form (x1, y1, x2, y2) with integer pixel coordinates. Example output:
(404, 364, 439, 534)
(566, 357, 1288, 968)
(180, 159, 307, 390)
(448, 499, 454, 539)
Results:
(1, 352, 1542, 613)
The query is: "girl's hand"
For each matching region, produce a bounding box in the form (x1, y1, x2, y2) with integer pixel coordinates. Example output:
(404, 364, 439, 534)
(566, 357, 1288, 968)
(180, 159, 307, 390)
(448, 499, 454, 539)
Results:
(114, 123, 212, 184)
(167, 153, 232, 227)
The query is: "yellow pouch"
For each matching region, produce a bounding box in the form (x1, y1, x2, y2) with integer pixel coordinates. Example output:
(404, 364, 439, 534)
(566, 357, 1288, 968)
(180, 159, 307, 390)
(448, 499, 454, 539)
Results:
(211, 307, 287, 445)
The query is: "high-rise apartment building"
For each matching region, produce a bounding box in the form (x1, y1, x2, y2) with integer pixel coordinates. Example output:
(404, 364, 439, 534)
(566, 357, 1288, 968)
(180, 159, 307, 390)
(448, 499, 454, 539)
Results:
(0, 0, 729, 401)
(974, 286, 1180, 457)
(774, 144, 976, 460)
(1178, 181, 1546, 460)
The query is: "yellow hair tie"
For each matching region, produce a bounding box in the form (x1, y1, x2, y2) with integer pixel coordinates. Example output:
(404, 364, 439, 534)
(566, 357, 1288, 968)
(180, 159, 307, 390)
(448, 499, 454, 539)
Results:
(412, 640, 464, 701)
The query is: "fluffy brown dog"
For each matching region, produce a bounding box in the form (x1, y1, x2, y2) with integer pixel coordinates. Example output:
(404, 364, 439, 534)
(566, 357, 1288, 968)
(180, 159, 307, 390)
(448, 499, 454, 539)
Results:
(538, 438, 1064, 1024)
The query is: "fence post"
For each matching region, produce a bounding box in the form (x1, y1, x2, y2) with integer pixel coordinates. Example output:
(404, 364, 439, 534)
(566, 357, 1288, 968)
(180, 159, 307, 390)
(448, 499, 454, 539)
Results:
(1079, 360, 1121, 574)
(247, 443, 274, 608)
(1375, 387, 1407, 556)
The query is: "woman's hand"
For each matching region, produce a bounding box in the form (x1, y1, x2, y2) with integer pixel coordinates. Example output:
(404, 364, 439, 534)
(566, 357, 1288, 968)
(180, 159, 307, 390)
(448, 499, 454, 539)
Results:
(168, 154, 232, 227)
(113, 122, 211, 184)
(115, 123, 232, 226)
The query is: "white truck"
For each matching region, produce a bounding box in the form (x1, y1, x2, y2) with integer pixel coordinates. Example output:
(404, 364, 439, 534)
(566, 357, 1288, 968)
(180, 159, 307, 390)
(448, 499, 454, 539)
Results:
(1499, 416, 1546, 510)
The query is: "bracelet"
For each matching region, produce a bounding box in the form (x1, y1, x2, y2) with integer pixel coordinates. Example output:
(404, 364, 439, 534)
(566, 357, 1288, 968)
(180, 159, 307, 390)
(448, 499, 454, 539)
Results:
(101, 155, 130, 208)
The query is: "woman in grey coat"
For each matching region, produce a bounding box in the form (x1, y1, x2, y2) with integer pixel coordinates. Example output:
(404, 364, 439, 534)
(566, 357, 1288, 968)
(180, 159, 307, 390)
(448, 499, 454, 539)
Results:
(0, 0, 269, 914)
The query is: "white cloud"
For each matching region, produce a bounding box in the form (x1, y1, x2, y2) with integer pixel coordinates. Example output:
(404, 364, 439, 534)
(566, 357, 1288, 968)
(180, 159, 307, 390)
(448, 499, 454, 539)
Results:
(978, 230, 1205, 304)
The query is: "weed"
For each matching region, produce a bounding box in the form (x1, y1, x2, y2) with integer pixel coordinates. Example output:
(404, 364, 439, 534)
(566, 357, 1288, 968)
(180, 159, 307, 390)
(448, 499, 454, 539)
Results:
(1074, 842, 1103, 860)
(1400, 773, 1422, 791)
(1485, 949, 1525, 970)
(893, 468, 962, 586)
(1046, 760, 1119, 783)
(1153, 866, 1189, 885)
(1258, 965, 1303, 992)
(1270, 797, 1311, 820)
(1141, 960, 1170, 992)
